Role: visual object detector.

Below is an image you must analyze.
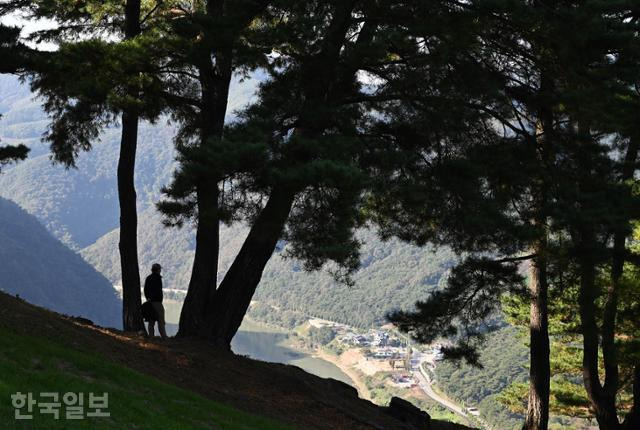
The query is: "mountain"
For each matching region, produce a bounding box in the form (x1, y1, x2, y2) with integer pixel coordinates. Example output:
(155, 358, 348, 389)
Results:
(434, 327, 527, 430)
(0, 196, 120, 327)
(0, 73, 459, 329)
(0, 74, 259, 249)
(84, 217, 458, 328)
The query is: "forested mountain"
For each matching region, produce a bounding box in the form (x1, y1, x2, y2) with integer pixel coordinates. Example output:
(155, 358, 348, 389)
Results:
(0, 196, 120, 326)
(435, 327, 528, 430)
(85, 219, 458, 328)
(0, 74, 259, 249)
(0, 74, 459, 329)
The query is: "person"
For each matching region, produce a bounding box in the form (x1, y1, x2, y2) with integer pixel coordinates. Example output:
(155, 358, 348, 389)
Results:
(144, 263, 167, 339)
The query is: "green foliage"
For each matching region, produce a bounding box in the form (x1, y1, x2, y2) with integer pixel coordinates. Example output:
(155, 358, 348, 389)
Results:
(247, 302, 307, 329)
(250, 232, 456, 329)
(308, 326, 335, 346)
(0, 22, 33, 74)
(322, 340, 345, 356)
(0, 23, 31, 170)
(0, 143, 29, 172)
(434, 326, 528, 430)
(500, 251, 640, 420)
(389, 258, 525, 366)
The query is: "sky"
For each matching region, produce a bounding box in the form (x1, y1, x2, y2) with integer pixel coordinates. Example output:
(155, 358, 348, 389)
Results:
(1, 12, 58, 50)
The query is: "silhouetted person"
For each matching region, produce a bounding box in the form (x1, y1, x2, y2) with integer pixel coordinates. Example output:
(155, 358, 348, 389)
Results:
(144, 263, 167, 339)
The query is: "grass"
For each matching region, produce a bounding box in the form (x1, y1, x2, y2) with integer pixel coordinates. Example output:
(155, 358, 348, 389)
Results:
(0, 328, 292, 430)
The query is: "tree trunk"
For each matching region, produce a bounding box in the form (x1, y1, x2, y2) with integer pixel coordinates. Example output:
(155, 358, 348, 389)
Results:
(184, 1, 357, 345)
(524, 239, 550, 430)
(574, 129, 637, 430)
(523, 81, 553, 430)
(578, 234, 621, 430)
(623, 365, 639, 430)
(200, 187, 296, 347)
(620, 139, 640, 424)
(120, 0, 143, 332)
(601, 135, 639, 428)
(177, 44, 232, 336)
(177, 184, 220, 337)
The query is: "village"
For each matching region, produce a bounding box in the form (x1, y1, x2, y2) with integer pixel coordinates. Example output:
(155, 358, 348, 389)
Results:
(307, 320, 450, 388)
(303, 317, 485, 424)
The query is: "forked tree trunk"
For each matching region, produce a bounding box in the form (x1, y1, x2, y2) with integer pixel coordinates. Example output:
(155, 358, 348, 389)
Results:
(575, 128, 636, 430)
(177, 46, 231, 336)
(578, 230, 621, 430)
(176, 0, 272, 337)
(181, 1, 355, 349)
(200, 187, 296, 346)
(120, 0, 144, 332)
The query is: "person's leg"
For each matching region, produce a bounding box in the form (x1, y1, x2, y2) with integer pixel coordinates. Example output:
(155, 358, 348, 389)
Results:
(152, 302, 167, 339)
(148, 320, 155, 337)
(158, 304, 167, 338)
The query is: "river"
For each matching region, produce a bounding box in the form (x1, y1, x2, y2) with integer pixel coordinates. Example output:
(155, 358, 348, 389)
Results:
(231, 320, 354, 386)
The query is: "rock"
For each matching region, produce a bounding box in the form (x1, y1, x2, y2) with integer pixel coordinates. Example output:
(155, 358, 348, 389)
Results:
(385, 396, 431, 430)
(69, 316, 95, 326)
(323, 377, 360, 399)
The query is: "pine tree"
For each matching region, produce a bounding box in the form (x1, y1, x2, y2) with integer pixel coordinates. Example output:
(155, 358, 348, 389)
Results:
(372, 2, 640, 429)
(3, 0, 179, 331)
(154, 0, 273, 338)
(0, 23, 30, 171)
(159, 0, 488, 346)
(161, 0, 377, 344)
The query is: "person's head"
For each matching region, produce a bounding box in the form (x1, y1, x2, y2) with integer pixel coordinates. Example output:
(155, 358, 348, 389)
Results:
(151, 263, 162, 274)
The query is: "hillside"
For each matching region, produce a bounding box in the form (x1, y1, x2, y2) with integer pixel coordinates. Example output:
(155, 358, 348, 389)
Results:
(0, 328, 289, 430)
(0, 197, 120, 327)
(84, 218, 458, 328)
(0, 73, 459, 329)
(0, 74, 257, 249)
(434, 327, 528, 430)
(0, 290, 474, 430)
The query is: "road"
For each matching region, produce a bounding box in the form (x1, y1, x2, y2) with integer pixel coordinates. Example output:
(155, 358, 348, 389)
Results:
(410, 352, 468, 418)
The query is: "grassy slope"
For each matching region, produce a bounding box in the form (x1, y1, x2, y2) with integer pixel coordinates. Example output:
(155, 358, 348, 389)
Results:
(0, 329, 289, 430)
(0, 292, 475, 430)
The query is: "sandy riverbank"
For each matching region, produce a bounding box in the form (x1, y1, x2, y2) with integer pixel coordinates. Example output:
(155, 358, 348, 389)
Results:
(314, 349, 373, 401)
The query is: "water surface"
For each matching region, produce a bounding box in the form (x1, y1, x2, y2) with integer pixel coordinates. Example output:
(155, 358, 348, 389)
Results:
(232, 320, 353, 386)
(163, 305, 353, 386)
